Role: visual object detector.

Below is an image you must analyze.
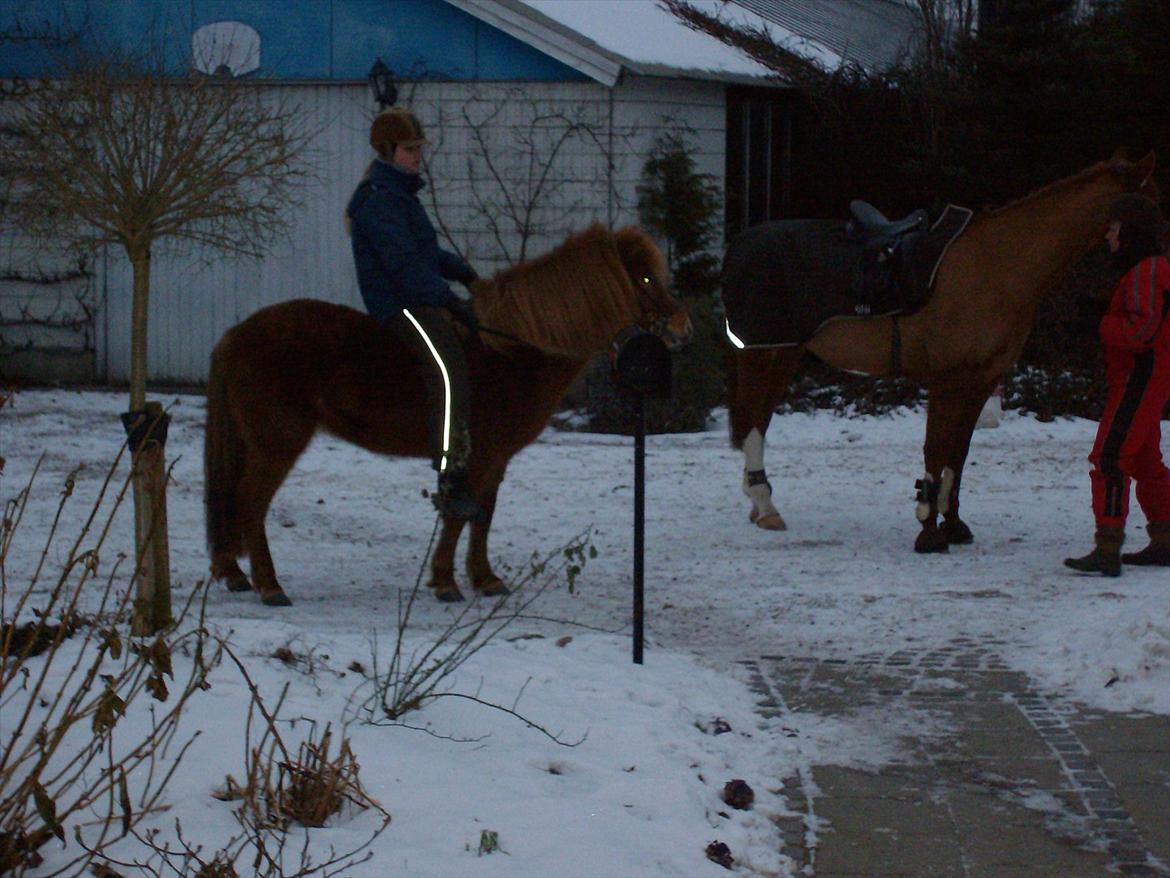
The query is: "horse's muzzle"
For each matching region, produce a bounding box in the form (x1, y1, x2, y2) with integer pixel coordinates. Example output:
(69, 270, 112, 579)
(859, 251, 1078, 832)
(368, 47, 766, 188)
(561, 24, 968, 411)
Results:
(658, 309, 693, 350)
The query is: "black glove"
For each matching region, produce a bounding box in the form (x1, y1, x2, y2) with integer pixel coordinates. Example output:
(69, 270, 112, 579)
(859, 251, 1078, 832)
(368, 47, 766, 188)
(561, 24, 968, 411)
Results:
(448, 298, 479, 332)
(458, 265, 479, 288)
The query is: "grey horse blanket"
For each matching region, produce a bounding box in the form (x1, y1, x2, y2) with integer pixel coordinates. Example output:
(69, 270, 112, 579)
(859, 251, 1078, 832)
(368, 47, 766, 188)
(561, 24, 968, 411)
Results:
(721, 204, 973, 348)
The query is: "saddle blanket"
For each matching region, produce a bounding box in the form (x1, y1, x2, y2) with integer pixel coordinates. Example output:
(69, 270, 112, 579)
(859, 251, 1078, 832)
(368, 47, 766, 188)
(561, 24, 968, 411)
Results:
(721, 204, 973, 348)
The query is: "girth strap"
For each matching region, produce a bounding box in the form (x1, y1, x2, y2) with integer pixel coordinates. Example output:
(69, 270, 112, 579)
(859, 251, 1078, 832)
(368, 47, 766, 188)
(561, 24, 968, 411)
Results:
(889, 316, 902, 377)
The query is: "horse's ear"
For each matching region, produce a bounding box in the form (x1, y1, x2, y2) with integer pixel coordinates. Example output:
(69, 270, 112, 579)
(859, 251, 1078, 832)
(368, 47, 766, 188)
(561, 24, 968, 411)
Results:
(1109, 146, 1129, 163)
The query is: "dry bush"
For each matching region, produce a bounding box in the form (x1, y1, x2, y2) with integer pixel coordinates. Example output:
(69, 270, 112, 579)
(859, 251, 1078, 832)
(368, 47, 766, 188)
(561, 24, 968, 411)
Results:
(348, 529, 594, 745)
(222, 646, 385, 833)
(0, 434, 217, 877)
(101, 644, 390, 878)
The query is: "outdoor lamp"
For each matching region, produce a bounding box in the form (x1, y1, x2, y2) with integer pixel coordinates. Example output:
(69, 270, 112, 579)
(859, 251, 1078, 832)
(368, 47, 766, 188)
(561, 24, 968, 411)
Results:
(367, 58, 397, 109)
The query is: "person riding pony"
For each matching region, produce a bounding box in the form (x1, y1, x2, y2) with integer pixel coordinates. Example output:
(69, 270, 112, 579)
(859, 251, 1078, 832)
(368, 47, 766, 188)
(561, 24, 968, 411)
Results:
(346, 106, 484, 522)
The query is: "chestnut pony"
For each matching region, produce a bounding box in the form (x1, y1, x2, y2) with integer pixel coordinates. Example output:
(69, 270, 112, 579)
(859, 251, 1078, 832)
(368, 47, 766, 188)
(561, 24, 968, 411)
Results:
(205, 224, 691, 604)
(725, 150, 1157, 553)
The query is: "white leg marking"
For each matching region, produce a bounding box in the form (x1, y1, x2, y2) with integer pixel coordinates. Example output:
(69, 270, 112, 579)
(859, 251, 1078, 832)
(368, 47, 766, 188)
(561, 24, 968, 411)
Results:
(743, 427, 765, 472)
(742, 428, 782, 524)
(938, 467, 955, 516)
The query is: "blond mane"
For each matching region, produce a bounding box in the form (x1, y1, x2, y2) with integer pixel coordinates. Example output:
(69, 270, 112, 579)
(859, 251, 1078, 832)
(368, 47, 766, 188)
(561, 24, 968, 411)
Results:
(472, 224, 642, 357)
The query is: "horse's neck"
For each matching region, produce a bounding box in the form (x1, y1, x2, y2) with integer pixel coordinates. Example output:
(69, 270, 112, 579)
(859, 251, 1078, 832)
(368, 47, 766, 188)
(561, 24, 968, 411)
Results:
(486, 347, 588, 414)
(973, 174, 1120, 306)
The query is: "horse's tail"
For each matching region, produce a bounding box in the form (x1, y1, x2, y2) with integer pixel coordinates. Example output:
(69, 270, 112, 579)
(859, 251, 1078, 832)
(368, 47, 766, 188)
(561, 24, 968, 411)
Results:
(204, 341, 246, 564)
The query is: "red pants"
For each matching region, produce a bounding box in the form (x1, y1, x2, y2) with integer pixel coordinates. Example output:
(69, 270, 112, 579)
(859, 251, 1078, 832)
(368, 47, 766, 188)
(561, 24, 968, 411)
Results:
(1089, 351, 1170, 529)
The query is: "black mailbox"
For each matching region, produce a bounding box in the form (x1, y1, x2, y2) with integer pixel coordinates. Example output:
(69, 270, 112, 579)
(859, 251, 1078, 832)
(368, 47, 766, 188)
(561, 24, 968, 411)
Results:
(611, 329, 672, 398)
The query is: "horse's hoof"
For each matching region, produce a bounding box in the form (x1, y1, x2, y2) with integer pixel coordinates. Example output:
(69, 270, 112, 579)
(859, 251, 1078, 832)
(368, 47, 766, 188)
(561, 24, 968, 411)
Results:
(434, 587, 465, 603)
(223, 572, 252, 593)
(475, 578, 509, 597)
(261, 591, 293, 607)
(941, 518, 973, 545)
(754, 512, 787, 531)
(914, 528, 950, 554)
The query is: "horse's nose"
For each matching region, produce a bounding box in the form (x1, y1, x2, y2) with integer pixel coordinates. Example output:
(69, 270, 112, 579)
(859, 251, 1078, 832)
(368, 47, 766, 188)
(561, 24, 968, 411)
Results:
(666, 310, 693, 349)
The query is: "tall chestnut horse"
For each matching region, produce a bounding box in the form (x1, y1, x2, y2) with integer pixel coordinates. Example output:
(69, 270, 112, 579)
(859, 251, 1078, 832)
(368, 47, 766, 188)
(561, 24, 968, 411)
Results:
(205, 224, 691, 605)
(725, 150, 1157, 553)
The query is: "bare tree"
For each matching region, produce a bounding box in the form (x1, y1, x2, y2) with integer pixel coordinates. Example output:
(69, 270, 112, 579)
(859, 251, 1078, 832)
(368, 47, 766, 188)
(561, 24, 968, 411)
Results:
(403, 85, 633, 272)
(5, 51, 317, 633)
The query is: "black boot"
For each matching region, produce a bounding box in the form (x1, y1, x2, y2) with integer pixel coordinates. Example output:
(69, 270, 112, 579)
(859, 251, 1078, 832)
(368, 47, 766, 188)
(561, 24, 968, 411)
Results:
(432, 469, 486, 522)
(1121, 520, 1170, 567)
(1064, 527, 1124, 577)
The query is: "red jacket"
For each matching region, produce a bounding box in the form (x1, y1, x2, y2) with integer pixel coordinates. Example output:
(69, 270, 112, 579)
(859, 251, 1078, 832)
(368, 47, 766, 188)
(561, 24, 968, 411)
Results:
(1100, 254, 1170, 382)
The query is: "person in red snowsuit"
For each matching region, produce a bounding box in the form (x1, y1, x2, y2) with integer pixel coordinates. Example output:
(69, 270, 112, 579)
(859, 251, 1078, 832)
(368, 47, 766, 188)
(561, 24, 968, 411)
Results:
(1065, 193, 1170, 576)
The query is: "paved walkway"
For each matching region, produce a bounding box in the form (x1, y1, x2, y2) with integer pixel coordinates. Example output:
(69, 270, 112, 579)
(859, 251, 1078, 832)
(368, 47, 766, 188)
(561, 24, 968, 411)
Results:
(746, 642, 1169, 877)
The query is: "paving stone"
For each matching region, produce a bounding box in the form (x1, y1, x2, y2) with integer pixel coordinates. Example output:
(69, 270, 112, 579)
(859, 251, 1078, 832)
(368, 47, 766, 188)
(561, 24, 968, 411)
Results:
(812, 821, 966, 876)
(755, 652, 1170, 878)
(813, 765, 935, 802)
(1071, 714, 1170, 755)
(948, 791, 1114, 874)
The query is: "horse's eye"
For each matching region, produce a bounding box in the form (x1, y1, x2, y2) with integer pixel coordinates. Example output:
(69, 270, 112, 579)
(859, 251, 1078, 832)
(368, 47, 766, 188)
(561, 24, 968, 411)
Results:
(641, 276, 651, 285)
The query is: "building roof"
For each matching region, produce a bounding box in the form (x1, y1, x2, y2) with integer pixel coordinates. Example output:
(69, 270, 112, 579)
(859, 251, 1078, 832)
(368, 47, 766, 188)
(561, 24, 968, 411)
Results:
(732, 0, 921, 71)
(449, 0, 843, 86)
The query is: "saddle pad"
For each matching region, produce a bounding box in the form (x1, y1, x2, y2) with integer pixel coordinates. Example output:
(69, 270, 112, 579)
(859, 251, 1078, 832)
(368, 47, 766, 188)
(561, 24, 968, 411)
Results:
(722, 205, 973, 348)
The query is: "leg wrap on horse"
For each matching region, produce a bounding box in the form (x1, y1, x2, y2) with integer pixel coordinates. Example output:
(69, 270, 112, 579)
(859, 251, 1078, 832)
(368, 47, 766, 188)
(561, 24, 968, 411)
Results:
(745, 469, 772, 496)
(915, 468, 955, 522)
(915, 473, 938, 522)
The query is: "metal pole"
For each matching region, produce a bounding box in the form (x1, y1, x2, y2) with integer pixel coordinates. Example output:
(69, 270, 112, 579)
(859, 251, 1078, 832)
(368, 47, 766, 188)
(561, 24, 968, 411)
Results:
(633, 395, 645, 664)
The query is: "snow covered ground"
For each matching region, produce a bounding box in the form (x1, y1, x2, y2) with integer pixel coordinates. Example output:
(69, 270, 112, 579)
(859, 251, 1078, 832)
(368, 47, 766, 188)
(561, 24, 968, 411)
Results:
(2, 388, 1167, 876)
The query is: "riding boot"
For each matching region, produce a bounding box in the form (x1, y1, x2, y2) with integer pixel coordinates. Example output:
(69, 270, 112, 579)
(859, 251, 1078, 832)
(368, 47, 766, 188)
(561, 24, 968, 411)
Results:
(1063, 527, 1124, 577)
(432, 468, 486, 523)
(1120, 520, 1170, 567)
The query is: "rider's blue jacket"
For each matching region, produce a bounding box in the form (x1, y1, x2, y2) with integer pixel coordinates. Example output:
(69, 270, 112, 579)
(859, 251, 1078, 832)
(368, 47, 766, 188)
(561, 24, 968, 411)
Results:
(346, 160, 475, 325)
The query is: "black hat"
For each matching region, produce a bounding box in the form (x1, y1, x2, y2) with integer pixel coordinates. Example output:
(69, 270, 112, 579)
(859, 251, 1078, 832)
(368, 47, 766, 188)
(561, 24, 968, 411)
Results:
(1108, 194, 1167, 268)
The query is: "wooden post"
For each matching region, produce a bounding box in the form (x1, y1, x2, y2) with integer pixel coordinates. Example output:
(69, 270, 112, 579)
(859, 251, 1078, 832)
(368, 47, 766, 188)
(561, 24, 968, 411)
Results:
(126, 402, 173, 635)
(125, 247, 173, 635)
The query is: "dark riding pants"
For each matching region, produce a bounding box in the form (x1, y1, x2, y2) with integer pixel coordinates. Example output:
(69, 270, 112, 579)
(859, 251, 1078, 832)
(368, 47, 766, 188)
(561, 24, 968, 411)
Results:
(1089, 350, 1170, 529)
(385, 305, 471, 473)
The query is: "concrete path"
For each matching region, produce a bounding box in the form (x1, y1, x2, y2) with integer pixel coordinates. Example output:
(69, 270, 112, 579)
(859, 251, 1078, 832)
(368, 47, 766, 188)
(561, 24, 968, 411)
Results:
(746, 642, 1169, 877)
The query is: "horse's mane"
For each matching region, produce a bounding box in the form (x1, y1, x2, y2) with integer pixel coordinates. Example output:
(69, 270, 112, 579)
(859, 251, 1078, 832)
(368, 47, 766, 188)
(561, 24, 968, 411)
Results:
(969, 157, 1156, 234)
(473, 224, 641, 357)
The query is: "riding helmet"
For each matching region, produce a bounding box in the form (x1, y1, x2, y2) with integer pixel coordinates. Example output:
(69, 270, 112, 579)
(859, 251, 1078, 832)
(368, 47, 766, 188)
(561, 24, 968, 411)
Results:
(370, 107, 430, 156)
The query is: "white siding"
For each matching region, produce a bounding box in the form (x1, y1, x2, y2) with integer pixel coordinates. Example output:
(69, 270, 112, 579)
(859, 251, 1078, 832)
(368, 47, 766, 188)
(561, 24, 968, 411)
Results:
(91, 77, 727, 384)
(0, 235, 97, 380)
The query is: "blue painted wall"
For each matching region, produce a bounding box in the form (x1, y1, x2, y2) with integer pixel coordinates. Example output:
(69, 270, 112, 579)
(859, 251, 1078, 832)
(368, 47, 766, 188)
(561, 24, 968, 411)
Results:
(0, 0, 587, 81)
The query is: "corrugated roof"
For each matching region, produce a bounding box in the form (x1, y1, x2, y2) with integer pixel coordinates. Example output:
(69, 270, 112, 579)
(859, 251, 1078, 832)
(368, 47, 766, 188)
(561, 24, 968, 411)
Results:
(731, 0, 922, 71)
(454, 0, 838, 85)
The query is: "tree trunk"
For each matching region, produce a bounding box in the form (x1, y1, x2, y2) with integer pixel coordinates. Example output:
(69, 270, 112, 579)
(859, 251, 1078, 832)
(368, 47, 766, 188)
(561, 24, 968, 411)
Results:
(126, 247, 173, 635)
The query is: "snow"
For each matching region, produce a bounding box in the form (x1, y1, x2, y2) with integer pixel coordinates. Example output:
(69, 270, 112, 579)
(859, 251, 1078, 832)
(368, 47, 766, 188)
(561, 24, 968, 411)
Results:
(2, 388, 1167, 876)
(517, 0, 839, 78)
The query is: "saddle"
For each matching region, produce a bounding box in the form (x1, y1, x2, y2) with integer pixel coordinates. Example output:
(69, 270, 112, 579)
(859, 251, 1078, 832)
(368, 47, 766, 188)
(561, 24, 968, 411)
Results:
(846, 202, 932, 317)
(721, 203, 973, 348)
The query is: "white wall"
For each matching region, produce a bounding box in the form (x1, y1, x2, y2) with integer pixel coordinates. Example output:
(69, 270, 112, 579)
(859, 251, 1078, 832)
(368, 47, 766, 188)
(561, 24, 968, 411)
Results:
(0, 234, 97, 382)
